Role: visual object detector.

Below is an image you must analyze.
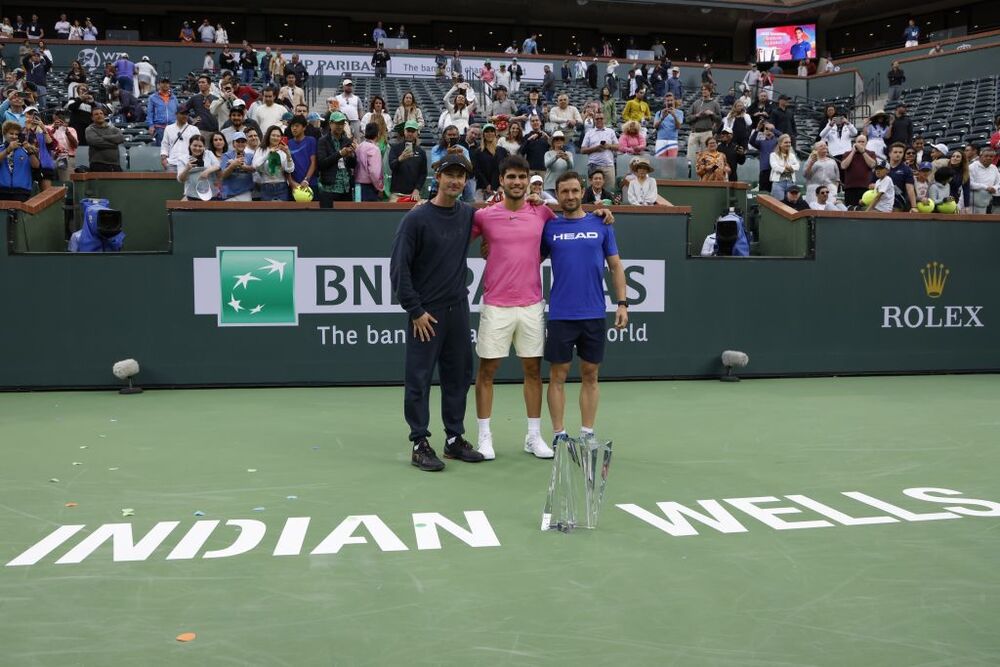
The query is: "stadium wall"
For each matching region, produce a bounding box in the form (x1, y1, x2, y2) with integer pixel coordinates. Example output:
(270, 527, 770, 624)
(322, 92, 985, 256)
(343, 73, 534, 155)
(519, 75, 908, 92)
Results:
(2, 200, 998, 389)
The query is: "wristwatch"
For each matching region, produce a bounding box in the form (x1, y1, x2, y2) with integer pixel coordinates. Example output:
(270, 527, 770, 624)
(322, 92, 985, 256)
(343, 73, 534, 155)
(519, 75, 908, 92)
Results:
(617, 300, 628, 308)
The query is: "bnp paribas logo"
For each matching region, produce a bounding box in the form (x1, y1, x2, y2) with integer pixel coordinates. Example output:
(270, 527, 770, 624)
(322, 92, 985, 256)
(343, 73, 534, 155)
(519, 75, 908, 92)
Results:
(217, 248, 297, 326)
(882, 261, 983, 329)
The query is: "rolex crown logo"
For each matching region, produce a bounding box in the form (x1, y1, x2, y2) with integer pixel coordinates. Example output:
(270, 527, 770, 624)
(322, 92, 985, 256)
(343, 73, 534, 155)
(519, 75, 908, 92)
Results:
(920, 261, 949, 299)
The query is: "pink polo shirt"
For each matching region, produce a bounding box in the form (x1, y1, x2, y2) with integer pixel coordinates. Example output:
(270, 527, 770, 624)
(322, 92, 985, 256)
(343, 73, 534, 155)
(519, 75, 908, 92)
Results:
(471, 201, 555, 307)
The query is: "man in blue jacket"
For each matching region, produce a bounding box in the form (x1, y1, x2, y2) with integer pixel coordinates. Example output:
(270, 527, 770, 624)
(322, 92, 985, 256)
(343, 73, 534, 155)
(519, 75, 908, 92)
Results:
(749, 119, 783, 189)
(147, 78, 177, 146)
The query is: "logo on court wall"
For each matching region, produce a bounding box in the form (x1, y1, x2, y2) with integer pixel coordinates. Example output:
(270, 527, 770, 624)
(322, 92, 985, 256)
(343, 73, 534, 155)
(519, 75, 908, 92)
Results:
(216, 248, 297, 326)
(881, 261, 983, 329)
(920, 261, 949, 298)
(193, 247, 666, 326)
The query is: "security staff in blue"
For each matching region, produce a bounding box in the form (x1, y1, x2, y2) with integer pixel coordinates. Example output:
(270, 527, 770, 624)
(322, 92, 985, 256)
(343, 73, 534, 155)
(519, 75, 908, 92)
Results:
(390, 153, 485, 472)
(542, 171, 628, 450)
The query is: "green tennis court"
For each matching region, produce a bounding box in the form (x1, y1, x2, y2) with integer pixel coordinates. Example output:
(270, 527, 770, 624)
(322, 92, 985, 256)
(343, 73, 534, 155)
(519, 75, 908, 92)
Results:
(2, 375, 999, 665)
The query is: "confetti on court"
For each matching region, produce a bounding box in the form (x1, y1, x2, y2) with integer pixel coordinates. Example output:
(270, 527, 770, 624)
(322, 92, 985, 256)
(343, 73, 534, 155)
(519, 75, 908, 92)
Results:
(286, 496, 298, 500)
(247, 469, 258, 473)
(108, 467, 120, 471)
(193, 511, 205, 517)
(175, 632, 197, 642)
(121, 508, 135, 517)
(49, 478, 59, 483)
(252, 507, 265, 512)
(79, 445, 88, 449)
(65, 502, 78, 508)
(72, 462, 83, 466)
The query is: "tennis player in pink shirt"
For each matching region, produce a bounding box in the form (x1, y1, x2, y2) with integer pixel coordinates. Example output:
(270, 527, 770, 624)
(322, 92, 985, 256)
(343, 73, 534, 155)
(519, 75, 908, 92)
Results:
(471, 155, 613, 461)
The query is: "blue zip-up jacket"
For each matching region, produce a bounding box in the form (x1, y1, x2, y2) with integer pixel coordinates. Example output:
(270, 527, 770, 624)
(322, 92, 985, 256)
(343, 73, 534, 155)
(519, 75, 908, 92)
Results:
(0, 144, 34, 192)
(147, 93, 178, 129)
(749, 129, 783, 170)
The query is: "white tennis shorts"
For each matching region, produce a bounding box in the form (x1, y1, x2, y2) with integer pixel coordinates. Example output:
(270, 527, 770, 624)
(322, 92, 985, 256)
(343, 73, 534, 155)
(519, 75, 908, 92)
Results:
(476, 301, 545, 359)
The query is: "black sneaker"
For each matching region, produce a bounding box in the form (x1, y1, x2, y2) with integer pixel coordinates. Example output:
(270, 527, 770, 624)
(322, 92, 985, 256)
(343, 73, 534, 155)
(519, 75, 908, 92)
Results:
(411, 439, 445, 472)
(443, 435, 485, 462)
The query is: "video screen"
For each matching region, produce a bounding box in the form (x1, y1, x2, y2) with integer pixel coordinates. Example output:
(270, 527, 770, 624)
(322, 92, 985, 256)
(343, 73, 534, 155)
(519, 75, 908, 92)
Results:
(755, 24, 817, 62)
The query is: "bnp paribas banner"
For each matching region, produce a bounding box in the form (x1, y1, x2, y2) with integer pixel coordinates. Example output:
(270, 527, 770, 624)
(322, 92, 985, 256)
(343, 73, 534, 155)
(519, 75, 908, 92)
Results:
(192, 248, 665, 348)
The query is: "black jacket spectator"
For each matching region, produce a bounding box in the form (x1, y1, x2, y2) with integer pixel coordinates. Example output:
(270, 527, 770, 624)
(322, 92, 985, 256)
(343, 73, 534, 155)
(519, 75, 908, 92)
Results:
(25, 55, 51, 89)
(748, 98, 773, 120)
(239, 49, 258, 72)
(185, 93, 219, 132)
(388, 141, 428, 195)
(582, 187, 616, 204)
(66, 96, 105, 146)
(316, 132, 357, 188)
(887, 67, 905, 88)
(769, 104, 797, 139)
(473, 146, 510, 192)
(284, 61, 309, 86)
(887, 114, 914, 147)
(117, 90, 145, 123)
(219, 51, 237, 72)
(718, 140, 746, 183)
(520, 130, 550, 171)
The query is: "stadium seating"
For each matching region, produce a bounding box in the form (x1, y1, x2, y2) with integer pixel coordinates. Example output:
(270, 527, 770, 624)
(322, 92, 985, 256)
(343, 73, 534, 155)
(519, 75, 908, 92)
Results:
(885, 75, 999, 151)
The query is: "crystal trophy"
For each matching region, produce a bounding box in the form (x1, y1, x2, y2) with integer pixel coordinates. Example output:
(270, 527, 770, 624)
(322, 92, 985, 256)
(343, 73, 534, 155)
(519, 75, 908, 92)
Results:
(542, 435, 613, 532)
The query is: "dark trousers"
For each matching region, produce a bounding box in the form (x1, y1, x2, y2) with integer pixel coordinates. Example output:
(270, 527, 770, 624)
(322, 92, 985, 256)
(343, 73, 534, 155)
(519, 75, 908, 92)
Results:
(758, 168, 771, 190)
(844, 187, 867, 207)
(89, 163, 122, 172)
(404, 300, 472, 442)
(317, 190, 351, 208)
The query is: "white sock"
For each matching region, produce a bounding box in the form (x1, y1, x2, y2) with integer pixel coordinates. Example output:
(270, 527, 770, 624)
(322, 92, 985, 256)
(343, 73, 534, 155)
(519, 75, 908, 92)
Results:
(478, 418, 491, 436)
(527, 417, 541, 436)
(580, 426, 594, 435)
(554, 429, 567, 436)
(447, 436, 457, 445)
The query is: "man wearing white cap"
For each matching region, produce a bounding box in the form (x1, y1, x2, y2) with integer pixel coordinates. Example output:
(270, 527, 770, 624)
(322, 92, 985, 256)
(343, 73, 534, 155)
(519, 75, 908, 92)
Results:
(335, 79, 363, 139)
(135, 56, 157, 96)
(666, 66, 683, 99)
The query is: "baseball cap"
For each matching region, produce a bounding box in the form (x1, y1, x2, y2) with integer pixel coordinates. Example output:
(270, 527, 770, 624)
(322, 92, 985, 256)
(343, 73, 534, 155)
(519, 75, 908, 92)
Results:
(24, 106, 39, 115)
(231, 131, 247, 141)
(141, 56, 150, 62)
(931, 143, 949, 155)
(482, 123, 496, 132)
(403, 120, 420, 130)
(720, 128, 732, 134)
(874, 159, 889, 170)
(306, 112, 321, 122)
(157, 76, 171, 83)
(529, 174, 544, 184)
(918, 161, 933, 171)
(552, 130, 566, 139)
(630, 156, 653, 172)
(342, 78, 353, 86)
(435, 153, 473, 175)
(671, 66, 680, 72)
(787, 183, 801, 192)
(327, 111, 347, 123)
(231, 99, 246, 109)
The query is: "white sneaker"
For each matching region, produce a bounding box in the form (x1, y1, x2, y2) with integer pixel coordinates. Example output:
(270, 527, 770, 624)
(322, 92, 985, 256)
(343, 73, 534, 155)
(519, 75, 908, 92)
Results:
(477, 432, 496, 460)
(524, 432, 554, 458)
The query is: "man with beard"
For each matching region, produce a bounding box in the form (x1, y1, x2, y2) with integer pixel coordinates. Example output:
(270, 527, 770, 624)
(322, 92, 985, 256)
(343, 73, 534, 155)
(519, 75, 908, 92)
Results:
(471, 157, 615, 461)
(542, 171, 628, 449)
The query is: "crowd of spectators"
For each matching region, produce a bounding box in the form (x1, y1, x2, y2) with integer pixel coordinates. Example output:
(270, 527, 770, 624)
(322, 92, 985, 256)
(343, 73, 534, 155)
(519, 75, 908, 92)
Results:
(0, 15, 998, 213)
